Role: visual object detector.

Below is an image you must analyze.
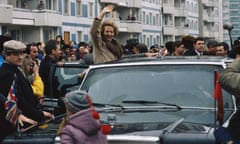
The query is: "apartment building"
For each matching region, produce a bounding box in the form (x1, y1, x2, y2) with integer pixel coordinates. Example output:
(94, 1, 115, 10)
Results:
(163, 0, 199, 43)
(0, 0, 162, 48)
(162, 0, 222, 44)
(0, 0, 61, 43)
(222, 1, 231, 46)
(199, 0, 220, 40)
(141, 0, 162, 47)
(229, 0, 240, 42)
(0, 0, 226, 48)
(0, 0, 96, 45)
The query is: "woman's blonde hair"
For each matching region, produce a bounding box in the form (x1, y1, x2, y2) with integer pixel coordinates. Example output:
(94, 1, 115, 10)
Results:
(101, 20, 118, 36)
(21, 55, 33, 76)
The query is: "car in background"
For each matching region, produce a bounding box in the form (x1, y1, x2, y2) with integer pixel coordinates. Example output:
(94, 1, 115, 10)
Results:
(2, 56, 235, 144)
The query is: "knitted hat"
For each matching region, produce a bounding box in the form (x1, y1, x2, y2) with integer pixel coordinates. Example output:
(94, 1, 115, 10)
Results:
(63, 90, 89, 113)
(63, 90, 113, 134)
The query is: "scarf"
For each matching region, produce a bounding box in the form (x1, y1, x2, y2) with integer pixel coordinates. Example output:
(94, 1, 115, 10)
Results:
(102, 37, 123, 59)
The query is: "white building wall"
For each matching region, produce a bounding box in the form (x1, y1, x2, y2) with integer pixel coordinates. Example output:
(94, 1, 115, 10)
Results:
(141, 0, 162, 47)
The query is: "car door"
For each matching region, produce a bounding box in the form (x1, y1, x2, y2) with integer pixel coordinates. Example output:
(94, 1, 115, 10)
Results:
(46, 63, 88, 98)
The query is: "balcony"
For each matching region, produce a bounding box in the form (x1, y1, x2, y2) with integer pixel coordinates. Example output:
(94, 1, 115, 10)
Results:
(32, 9, 62, 26)
(174, 8, 188, 17)
(203, 29, 214, 38)
(0, 4, 62, 27)
(0, 4, 13, 23)
(163, 26, 174, 35)
(163, 5, 175, 14)
(174, 27, 188, 36)
(99, 0, 141, 8)
(202, 0, 214, 7)
(202, 14, 214, 23)
(118, 20, 142, 33)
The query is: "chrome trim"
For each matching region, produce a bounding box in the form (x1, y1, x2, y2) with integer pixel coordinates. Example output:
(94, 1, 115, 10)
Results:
(91, 61, 226, 69)
(107, 135, 159, 142)
(54, 136, 60, 144)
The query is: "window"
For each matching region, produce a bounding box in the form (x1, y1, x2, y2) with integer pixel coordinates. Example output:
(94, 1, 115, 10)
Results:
(76, 0, 82, 16)
(146, 15, 149, 24)
(64, 0, 69, 15)
(89, 2, 93, 17)
(149, 13, 152, 25)
(164, 15, 172, 25)
(45, 1, 50, 9)
(156, 14, 159, 25)
(150, 35, 153, 46)
(10, 30, 21, 41)
(142, 11, 146, 24)
(49, 0, 57, 11)
(175, 18, 181, 27)
(143, 35, 146, 44)
(77, 31, 82, 42)
(157, 35, 160, 46)
(43, 29, 54, 42)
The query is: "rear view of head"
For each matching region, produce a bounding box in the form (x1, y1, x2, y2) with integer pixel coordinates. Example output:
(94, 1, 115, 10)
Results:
(63, 90, 90, 114)
(0, 35, 12, 54)
(181, 35, 195, 50)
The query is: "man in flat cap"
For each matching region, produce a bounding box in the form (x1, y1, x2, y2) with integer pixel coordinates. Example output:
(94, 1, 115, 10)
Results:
(0, 40, 52, 141)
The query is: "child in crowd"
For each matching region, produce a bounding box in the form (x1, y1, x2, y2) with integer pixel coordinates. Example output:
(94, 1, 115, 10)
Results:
(58, 90, 108, 144)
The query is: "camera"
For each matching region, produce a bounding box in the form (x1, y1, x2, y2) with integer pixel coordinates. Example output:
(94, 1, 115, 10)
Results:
(30, 62, 34, 72)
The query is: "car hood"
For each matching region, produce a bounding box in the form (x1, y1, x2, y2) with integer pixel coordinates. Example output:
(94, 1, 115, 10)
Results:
(100, 110, 215, 134)
(99, 110, 216, 143)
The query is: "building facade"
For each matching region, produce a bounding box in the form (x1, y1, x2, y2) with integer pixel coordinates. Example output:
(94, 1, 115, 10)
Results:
(162, 0, 222, 44)
(0, 0, 226, 48)
(229, 0, 240, 43)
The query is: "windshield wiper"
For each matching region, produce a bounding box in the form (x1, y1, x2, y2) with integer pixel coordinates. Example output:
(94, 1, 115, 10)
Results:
(92, 102, 125, 110)
(122, 100, 182, 110)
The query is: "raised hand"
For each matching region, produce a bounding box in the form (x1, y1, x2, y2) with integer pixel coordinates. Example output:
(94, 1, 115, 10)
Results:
(98, 4, 115, 19)
(103, 4, 115, 13)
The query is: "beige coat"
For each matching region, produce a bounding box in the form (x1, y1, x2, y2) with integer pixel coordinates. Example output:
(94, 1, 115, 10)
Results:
(219, 58, 240, 97)
(90, 18, 119, 64)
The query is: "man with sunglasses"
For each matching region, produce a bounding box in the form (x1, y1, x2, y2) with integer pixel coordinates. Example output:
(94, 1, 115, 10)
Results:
(0, 40, 52, 141)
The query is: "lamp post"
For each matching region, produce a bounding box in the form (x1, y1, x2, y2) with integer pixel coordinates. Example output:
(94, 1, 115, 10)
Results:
(223, 23, 234, 50)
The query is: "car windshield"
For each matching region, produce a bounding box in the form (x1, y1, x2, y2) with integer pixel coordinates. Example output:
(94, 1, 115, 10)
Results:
(80, 65, 234, 124)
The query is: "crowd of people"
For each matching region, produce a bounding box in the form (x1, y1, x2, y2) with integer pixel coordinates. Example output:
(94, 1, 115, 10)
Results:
(1, 3, 240, 143)
(0, 35, 109, 143)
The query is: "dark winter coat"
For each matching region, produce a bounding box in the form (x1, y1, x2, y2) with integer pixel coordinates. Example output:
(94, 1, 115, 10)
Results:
(39, 55, 58, 96)
(0, 62, 44, 141)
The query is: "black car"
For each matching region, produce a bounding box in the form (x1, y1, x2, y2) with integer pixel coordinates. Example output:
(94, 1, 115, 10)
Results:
(3, 56, 236, 144)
